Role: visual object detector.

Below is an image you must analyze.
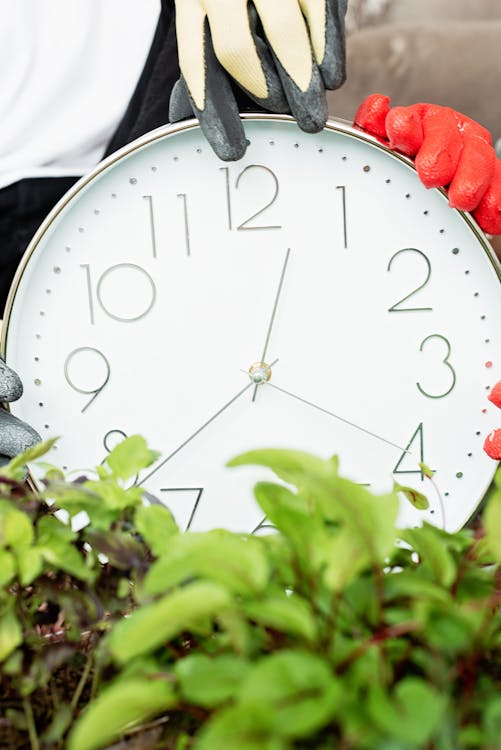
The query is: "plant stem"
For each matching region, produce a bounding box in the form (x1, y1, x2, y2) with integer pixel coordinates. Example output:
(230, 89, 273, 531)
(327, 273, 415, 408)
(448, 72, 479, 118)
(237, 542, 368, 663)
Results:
(23, 696, 40, 750)
(71, 652, 94, 714)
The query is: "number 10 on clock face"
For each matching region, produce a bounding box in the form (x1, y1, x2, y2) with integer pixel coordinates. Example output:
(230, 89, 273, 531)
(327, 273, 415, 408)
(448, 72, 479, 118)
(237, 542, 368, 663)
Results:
(4, 117, 501, 533)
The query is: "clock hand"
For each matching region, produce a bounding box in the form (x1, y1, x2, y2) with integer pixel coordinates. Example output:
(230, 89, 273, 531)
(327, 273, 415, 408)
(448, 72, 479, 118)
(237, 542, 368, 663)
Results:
(266, 382, 411, 454)
(138, 381, 254, 486)
(252, 247, 291, 402)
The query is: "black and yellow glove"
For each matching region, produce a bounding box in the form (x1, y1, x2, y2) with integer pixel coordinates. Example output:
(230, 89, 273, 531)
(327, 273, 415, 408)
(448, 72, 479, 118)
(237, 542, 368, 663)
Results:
(169, 0, 347, 160)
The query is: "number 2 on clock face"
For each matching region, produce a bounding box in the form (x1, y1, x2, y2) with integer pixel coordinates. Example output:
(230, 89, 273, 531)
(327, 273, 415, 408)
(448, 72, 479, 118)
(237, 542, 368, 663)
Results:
(3, 116, 501, 534)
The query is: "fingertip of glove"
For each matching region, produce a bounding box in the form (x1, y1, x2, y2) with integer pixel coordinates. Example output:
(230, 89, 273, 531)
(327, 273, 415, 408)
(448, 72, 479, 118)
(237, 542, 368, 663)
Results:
(488, 381, 501, 410)
(386, 106, 425, 156)
(484, 428, 501, 460)
(210, 134, 249, 162)
(473, 161, 501, 235)
(169, 78, 196, 124)
(447, 139, 496, 213)
(296, 102, 328, 134)
(354, 94, 390, 139)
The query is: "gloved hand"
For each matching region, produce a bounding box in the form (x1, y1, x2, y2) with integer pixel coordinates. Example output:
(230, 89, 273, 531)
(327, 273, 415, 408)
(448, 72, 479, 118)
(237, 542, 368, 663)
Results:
(354, 94, 501, 235)
(484, 382, 501, 460)
(169, 0, 347, 161)
(0, 357, 40, 466)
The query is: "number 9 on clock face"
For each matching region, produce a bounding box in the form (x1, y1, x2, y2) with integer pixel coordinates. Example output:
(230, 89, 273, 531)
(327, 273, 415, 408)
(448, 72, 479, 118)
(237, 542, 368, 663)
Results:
(3, 116, 501, 533)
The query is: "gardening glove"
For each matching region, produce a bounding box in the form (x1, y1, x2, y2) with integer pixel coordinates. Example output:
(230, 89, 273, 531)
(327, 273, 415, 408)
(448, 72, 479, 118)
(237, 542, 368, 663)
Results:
(0, 357, 40, 465)
(354, 94, 501, 235)
(169, 0, 347, 161)
(484, 382, 501, 460)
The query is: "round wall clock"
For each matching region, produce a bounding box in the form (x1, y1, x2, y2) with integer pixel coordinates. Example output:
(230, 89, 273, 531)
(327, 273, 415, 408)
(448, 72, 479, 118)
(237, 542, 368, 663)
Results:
(2, 115, 501, 533)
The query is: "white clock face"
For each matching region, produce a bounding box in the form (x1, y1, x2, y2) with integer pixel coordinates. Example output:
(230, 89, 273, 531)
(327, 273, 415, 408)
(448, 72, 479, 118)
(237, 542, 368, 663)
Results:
(3, 117, 501, 533)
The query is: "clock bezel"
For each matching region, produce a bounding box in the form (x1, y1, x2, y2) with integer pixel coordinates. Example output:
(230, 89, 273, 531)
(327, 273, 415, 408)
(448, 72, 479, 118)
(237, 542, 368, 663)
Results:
(1, 114, 500, 527)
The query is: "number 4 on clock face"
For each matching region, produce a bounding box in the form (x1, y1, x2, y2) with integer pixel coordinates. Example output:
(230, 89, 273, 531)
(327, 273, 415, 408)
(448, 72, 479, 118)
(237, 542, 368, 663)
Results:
(393, 423, 429, 482)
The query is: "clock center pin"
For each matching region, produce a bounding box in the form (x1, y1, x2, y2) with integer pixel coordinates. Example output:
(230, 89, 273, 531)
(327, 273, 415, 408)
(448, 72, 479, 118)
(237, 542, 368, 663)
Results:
(249, 362, 272, 385)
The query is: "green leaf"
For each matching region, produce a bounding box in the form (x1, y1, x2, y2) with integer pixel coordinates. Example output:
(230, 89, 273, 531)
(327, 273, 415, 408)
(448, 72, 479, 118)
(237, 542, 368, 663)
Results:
(143, 531, 269, 597)
(108, 581, 231, 663)
(238, 650, 340, 739)
(86, 530, 146, 571)
(134, 504, 179, 556)
(0, 506, 34, 549)
(175, 654, 250, 708)
(3, 649, 23, 675)
(194, 703, 283, 750)
(39, 542, 93, 582)
(402, 525, 456, 587)
(384, 570, 450, 605)
(252, 482, 322, 571)
(368, 678, 446, 745)
(67, 677, 177, 750)
(419, 462, 435, 479)
(4, 438, 58, 477)
(0, 606, 22, 661)
(37, 462, 65, 482)
(228, 448, 330, 489)
(483, 697, 501, 743)
(243, 594, 317, 643)
(42, 703, 73, 744)
(327, 454, 340, 473)
(235, 451, 398, 566)
(37, 515, 76, 544)
(16, 548, 43, 586)
(483, 483, 501, 562)
(253, 482, 316, 538)
(394, 482, 429, 510)
(117, 578, 130, 599)
(426, 611, 475, 654)
(105, 435, 160, 481)
(0, 549, 15, 587)
(321, 527, 371, 593)
(37, 517, 93, 582)
(43, 483, 116, 530)
(84, 479, 143, 513)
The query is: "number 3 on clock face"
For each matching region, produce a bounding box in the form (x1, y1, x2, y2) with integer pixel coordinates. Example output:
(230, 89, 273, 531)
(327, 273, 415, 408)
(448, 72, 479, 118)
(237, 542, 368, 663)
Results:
(3, 116, 501, 533)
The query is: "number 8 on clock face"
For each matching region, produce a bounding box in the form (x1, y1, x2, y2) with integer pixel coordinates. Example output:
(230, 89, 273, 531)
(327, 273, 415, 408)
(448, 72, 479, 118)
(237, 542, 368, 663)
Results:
(3, 116, 501, 533)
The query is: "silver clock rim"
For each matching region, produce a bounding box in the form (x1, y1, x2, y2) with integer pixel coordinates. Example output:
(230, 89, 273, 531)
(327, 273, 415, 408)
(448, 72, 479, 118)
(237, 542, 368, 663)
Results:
(1, 113, 500, 527)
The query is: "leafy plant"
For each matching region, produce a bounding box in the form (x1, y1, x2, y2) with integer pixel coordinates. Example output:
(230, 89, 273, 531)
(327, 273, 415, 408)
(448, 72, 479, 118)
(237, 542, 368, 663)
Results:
(2, 439, 501, 749)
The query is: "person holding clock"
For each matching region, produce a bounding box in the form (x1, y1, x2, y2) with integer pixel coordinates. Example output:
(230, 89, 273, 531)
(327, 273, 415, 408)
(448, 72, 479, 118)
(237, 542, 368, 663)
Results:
(2, 0, 501, 463)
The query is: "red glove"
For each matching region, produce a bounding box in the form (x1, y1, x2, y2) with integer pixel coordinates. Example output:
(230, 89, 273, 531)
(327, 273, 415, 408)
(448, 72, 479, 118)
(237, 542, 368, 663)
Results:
(484, 382, 501, 460)
(354, 94, 501, 235)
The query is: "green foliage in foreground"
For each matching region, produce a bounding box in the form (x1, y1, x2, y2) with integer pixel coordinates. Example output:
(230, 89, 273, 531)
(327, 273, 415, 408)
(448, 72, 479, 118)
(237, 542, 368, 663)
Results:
(1, 440, 501, 749)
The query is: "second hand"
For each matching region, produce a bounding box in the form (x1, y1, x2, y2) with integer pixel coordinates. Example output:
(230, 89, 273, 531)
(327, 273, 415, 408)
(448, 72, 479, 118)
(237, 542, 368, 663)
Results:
(266, 381, 411, 454)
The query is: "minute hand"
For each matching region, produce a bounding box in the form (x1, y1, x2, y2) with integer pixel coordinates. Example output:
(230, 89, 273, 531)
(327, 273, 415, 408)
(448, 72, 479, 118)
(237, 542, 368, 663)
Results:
(267, 382, 410, 454)
(138, 381, 254, 486)
(252, 247, 291, 402)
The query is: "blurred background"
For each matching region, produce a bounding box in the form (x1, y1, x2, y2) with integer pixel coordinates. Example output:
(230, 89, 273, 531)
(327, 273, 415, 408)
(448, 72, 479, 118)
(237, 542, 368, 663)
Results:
(329, 0, 501, 145)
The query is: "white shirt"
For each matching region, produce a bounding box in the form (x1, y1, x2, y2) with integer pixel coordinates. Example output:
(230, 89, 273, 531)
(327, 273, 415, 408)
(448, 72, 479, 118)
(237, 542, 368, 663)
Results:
(0, 0, 160, 189)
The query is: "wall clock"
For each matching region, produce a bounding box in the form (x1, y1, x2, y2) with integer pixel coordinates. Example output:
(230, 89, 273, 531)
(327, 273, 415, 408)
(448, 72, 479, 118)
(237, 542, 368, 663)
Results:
(2, 115, 501, 533)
